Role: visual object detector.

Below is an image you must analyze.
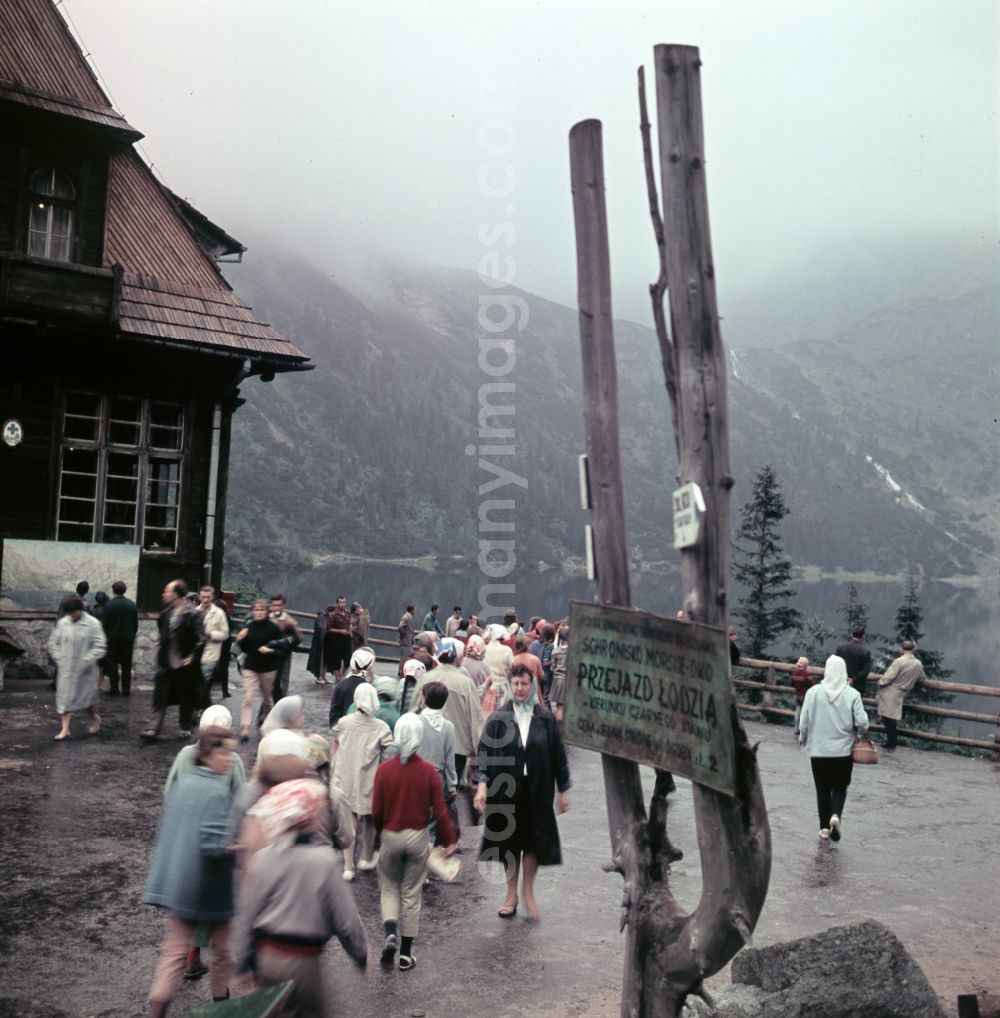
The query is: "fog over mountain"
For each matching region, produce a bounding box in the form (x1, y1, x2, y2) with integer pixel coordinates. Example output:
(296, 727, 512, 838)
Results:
(222, 242, 997, 587)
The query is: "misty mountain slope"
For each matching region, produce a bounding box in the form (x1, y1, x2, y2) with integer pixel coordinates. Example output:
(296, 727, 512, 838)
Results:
(221, 247, 992, 581)
(729, 285, 998, 573)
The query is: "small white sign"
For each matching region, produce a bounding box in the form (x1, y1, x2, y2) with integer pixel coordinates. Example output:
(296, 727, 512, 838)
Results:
(672, 481, 706, 549)
(2, 419, 23, 447)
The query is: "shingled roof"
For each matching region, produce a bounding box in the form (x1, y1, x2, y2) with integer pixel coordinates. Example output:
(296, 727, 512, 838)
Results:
(0, 0, 309, 372)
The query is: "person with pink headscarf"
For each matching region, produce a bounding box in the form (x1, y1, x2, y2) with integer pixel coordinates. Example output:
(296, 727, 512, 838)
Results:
(235, 779, 368, 1016)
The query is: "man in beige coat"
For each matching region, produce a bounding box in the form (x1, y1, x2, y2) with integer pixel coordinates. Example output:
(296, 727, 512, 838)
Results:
(877, 640, 925, 750)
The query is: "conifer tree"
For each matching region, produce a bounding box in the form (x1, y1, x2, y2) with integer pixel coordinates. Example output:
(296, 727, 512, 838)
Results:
(886, 576, 952, 707)
(835, 583, 869, 638)
(733, 464, 801, 659)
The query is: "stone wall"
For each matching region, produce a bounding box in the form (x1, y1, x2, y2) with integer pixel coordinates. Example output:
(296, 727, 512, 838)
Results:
(0, 613, 160, 685)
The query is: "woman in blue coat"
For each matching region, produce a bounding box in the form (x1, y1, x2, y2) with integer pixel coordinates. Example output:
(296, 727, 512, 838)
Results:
(474, 663, 571, 922)
(143, 726, 238, 1015)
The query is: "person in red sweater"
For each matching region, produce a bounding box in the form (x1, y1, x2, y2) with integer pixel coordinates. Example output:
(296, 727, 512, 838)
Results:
(371, 713, 456, 972)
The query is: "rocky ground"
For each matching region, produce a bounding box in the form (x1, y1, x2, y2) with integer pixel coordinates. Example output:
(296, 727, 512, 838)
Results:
(0, 657, 996, 1018)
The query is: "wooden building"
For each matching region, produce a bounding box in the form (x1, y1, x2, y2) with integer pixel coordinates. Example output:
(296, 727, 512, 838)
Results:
(0, 0, 309, 612)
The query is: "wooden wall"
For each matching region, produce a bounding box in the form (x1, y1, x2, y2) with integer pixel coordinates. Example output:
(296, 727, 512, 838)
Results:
(0, 323, 246, 612)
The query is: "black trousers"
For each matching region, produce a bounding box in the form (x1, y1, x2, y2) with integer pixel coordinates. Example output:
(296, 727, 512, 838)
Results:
(810, 756, 853, 829)
(881, 716, 898, 747)
(105, 639, 135, 694)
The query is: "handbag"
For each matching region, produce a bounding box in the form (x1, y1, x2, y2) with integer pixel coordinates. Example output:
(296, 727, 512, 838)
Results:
(852, 736, 879, 765)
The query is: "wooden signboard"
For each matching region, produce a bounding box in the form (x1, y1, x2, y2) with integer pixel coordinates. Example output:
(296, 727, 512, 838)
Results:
(564, 601, 736, 796)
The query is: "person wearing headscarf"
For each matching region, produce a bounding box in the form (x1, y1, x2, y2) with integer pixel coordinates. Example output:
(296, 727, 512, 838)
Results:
(331, 681, 393, 880)
(474, 662, 571, 922)
(164, 705, 247, 797)
(232, 730, 354, 905)
(259, 694, 305, 739)
(413, 641, 483, 792)
(234, 779, 368, 1017)
(328, 646, 376, 727)
(161, 705, 246, 983)
(482, 623, 514, 716)
(48, 595, 106, 740)
(461, 635, 491, 697)
(372, 714, 457, 972)
(373, 675, 402, 731)
(143, 727, 239, 1015)
(398, 657, 427, 715)
(798, 654, 869, 841)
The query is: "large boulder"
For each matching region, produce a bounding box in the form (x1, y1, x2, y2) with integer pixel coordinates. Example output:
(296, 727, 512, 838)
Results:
(684, 919, 946, 1018)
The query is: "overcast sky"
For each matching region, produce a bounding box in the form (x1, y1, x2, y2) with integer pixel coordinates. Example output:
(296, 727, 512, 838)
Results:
(64, 0, 998, 333)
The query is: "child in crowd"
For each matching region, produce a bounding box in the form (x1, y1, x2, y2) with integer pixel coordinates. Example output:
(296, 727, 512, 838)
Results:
(791, 656, 813, 734)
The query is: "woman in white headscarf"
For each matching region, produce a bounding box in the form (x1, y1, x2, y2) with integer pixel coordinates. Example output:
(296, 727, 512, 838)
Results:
(259, 694, 305, 739)
(372, 714, 457, 972)
(482, 623, 514, 716)
(328, 647, 376, 727)
(164, 704, 247, 797)
(330, 681, 393, 880)
(799, 654, 870, 841)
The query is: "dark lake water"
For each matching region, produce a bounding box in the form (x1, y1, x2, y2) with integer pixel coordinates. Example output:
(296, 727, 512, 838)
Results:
(281, 561, 999, 718)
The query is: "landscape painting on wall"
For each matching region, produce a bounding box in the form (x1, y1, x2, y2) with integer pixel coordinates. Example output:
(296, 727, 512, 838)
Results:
(0, 539, 141, 611)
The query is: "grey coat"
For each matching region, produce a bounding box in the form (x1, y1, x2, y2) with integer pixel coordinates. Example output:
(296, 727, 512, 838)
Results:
(48, 613, 106, 714)
(142, 768, 236, 921)
(877, 654, 925, 720)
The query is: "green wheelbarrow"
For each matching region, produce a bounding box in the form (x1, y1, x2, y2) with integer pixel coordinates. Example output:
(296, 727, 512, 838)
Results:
(184, 981, 294, 1017)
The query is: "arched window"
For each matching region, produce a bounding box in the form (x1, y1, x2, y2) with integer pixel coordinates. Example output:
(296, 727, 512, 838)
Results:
(28, 167, 75, 262)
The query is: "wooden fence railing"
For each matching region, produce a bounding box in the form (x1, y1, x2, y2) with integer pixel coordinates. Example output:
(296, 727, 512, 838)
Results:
(236, 605, 1000, 755)
(734, 657, 1000, 755)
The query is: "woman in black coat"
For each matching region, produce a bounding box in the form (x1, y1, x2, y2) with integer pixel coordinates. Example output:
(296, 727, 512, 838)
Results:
(474, 663, 570, 922)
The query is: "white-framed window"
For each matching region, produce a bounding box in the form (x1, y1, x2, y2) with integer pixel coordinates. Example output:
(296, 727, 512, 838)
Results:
(57, 392, 185, 553)
(28, 167, 76, 263)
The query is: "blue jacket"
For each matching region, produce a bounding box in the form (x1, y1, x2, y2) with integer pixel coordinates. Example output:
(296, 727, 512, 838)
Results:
(142, 768, 236, 921)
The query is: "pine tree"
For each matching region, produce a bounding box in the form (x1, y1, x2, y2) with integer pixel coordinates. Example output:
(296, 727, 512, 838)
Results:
(791, 614, 835, 662)
(733, 464, 801, 659)
(885, 576, 952, 708)
(835, 583, 869, 638)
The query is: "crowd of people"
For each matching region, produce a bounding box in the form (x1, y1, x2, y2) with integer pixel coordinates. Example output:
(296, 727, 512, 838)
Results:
(46, 586, 574, 1014)
(44, 584, 930, 1013)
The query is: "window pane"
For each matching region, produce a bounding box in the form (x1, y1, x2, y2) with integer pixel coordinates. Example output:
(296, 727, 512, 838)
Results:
(143, 529, 177, 552)
(145, 505, 178, 529)
(109, 420, 140, 446)
(66, 393, 100, 417)
(61, 472, 97, 499)
(62, 447, 98, 476)
(58, 523, 93, 543)
(64, 415, 98, 442)
(107, 453, 139, 478)
(31, 168, 74, 199)
(59, 498, 95, 524)
(102, 526, 135, 545)
(109, 397, 141, 423)
(149, 403, 183, 429)
(149, 426, 183, 450)
(105, 476, 138, 503)
(104, 498, 137, 527)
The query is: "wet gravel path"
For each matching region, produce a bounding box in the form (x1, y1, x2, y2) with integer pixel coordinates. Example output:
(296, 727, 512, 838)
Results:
(0, 658, 996, 1017)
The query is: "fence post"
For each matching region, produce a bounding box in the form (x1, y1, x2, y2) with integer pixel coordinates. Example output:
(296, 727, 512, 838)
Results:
(762, 664, 778, 721)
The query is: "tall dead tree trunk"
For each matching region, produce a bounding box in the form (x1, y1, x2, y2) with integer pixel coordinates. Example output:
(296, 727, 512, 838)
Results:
(569, 43, 771, 1018)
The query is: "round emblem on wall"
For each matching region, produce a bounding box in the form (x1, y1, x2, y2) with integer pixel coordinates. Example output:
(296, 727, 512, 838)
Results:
(2, 419, 24, 447)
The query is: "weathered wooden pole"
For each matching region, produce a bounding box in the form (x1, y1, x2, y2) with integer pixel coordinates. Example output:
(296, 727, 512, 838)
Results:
(647, 42, 771, 1012)
(569, 119, 650, 1011)
(570, 44, 772, 1018)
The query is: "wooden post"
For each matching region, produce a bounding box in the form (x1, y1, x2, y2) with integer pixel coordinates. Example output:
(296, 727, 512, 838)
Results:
(572, 49, 772, 1011)
(762, 664, 778, 719)
(570, 119, 652, 1011)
